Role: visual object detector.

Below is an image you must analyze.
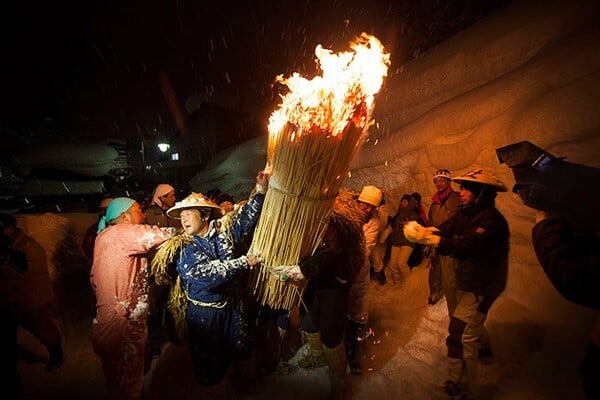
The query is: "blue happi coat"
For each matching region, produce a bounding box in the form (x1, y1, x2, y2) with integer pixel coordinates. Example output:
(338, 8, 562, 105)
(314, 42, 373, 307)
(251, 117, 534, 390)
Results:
(175, 192, 264, 385)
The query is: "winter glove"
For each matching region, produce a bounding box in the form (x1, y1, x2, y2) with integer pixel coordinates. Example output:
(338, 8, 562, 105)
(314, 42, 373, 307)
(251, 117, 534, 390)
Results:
(403, 221, 441, 247)
(271, 265, 305, 281)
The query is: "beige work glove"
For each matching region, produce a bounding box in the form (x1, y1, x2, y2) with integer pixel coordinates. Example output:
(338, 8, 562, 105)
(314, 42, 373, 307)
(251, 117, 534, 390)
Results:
(403, 221, 441, 247)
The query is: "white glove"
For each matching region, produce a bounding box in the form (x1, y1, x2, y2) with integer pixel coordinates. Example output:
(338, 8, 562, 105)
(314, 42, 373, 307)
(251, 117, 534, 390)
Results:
(403, 221, 441, 247)
(425, 226, 441, 233)
(271, 265, 305, 281)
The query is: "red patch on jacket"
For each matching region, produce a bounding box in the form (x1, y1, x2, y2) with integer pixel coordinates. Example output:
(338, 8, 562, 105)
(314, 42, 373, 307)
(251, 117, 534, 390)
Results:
(475, 227, 486, 234)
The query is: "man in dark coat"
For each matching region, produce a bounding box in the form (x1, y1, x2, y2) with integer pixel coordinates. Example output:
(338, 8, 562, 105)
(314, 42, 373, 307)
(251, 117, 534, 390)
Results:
(532, 216, 599, 400)
(404, 167, 509, 400)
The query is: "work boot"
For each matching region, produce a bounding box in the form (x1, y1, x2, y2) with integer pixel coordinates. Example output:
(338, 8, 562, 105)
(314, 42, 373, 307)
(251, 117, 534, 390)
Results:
(298, 332, 327, 370)
(478, 347, 493, 364)
(356, 324, 371, 342)
(348, 359, 362, 375)
(444, 380, 465, 397)
(46, 340, 64, 371)
(372, 271, 386, 286)
(323, 343, 351, 400)
(345, 320, 362, 375)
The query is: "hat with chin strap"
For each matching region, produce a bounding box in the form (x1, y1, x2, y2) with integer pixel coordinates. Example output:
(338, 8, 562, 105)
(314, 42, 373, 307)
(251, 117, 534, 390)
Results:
(167, 192, 223, 219)
(452, 167, 508, 192)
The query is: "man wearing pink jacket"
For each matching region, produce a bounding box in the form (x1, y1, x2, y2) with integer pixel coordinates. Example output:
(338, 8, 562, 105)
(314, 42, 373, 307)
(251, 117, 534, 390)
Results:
(90, 198, 171, 400)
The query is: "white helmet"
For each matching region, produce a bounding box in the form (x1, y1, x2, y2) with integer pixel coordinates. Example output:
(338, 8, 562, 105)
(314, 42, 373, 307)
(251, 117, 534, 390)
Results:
(433, 169, 452, 181)
(358, 185, 383, 207)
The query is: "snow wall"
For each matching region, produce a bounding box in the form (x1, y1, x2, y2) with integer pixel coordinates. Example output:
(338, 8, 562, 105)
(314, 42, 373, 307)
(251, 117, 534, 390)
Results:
(191, 0, 599, 327)
(346, 0, 600, 325)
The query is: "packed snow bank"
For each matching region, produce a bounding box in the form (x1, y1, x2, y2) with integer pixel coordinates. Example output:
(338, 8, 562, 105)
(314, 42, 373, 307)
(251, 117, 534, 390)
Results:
(344, 0, 600, 324)
(15, 1, 598, 399)
(190, 136, 267, 200)
(191, 0, 599, 324)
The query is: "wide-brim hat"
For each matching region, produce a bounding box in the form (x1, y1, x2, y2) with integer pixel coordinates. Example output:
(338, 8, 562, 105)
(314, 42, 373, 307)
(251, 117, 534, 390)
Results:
(452, 167, 508, 192)
(166, 192, 223, 219)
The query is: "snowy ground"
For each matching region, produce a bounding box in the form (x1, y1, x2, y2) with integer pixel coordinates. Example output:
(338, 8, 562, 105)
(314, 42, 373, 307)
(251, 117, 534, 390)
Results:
(15, 1, 598, 398)
(18, 259, 591, 400)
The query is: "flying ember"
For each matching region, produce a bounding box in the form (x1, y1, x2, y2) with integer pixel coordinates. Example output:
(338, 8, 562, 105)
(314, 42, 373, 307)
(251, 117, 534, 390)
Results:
(250, 33, 390, 310)
(268, 33, 390, 139)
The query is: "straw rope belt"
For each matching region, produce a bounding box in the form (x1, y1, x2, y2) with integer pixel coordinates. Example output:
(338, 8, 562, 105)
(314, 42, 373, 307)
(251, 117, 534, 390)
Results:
(268, 184, 338, 201)
(186, 293, 228, 309)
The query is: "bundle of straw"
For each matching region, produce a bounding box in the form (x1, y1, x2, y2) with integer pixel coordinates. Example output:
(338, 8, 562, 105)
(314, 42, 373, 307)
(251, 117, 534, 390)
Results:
(249, 33, 389, 310)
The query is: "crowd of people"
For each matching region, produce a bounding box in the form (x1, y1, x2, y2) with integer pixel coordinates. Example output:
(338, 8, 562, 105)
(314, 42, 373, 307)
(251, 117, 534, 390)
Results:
(1, 160, 597, 400)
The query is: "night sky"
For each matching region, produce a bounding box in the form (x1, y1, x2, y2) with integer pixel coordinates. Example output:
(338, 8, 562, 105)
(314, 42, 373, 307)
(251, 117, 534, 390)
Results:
(0, 0, 505, 143)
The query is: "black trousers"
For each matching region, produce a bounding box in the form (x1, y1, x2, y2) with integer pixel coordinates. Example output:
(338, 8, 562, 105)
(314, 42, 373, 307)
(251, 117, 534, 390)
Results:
(0, 307, 19, 400)
(301, 287, 348, 348)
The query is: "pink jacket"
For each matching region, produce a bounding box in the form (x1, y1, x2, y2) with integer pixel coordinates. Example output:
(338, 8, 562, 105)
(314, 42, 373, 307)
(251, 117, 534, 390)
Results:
(90, 224, 171, 325)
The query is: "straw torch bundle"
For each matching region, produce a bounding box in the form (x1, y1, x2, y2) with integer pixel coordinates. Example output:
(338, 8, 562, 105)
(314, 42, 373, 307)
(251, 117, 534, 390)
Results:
(249, 33, 390, 309)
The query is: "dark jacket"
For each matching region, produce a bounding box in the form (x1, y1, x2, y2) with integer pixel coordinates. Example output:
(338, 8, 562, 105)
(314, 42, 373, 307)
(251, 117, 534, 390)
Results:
(300, 249, 351, 291)
(390, 197, 421, 247)
(437, 202, 509, 297)
(532, 217, 599, 310)
(144, 204, 179, 228)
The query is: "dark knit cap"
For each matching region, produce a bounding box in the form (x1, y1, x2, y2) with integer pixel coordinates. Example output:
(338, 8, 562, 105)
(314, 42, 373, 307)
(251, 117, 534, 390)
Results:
(215, 193, 235, 205)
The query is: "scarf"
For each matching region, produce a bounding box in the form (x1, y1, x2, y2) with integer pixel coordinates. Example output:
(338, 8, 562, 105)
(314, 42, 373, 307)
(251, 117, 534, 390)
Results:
(432, 184, 455, 206)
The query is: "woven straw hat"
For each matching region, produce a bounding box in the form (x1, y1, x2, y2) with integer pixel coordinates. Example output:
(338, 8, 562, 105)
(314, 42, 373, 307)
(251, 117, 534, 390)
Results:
(166, 192, 223, 219)
(452, 167, 508, 192)
(358, 185, 383, 207)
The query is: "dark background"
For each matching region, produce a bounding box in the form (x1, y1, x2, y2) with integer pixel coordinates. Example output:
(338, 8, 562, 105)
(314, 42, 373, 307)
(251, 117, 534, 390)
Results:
(0, 0, 506, 145)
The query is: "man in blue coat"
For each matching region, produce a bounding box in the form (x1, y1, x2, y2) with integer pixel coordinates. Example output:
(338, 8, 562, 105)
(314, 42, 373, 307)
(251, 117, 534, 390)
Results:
(152, 170, 268, 386)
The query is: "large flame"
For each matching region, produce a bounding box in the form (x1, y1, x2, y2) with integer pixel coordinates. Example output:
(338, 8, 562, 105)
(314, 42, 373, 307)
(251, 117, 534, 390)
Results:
(268, 33, 390, 142)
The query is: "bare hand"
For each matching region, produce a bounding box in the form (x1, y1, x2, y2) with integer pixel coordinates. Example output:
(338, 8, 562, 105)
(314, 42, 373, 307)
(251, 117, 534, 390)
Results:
(247, 253, 262, 267)
(256, 170, 269, 189)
